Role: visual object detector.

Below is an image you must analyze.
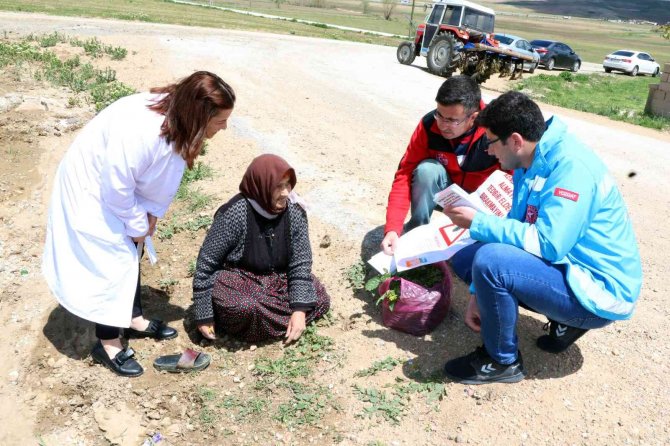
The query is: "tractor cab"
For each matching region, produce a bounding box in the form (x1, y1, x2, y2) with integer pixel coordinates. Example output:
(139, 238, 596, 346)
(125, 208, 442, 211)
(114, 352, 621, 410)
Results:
(419, 0, 495, 56)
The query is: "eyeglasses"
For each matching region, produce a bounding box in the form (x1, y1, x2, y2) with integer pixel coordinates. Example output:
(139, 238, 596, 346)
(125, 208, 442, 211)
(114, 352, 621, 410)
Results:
(483, 137, 501, 148)
(433, 110, 472, 126)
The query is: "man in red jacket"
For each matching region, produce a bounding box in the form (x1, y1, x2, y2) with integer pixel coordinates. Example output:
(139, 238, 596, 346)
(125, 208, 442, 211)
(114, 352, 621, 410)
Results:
(381, 75, 501, 255)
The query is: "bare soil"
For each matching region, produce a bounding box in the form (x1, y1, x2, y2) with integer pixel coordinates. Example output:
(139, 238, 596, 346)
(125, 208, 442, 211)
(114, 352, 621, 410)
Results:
(1, 11, 669, 446)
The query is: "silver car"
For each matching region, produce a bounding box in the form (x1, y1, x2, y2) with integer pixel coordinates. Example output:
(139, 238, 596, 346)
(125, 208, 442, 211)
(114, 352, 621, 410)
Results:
(493, 33, 540, 73)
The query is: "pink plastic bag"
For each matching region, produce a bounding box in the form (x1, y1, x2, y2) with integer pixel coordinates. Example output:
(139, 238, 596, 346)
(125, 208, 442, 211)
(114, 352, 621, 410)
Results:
(377, 262, 452, 336)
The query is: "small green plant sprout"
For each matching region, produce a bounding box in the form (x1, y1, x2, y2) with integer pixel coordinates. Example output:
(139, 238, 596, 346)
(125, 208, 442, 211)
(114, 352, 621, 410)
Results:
(353, 385, 406, 424)
(81, 37, 104, 58)
(354, 356, 404, 377)
(187, 258, 197, 277)
(196, 386, 218, 427)
(90, 80, 135, 112)
(182, 161, 214, 184)
(253, 325, 334, 382)
(275, 385, 333, 427)
(199, 140, 209, 156)
(343, 259, 366, 289)
(104, 45, 127, 60)
(39, 32, 65, 48)
(393, 378, 447, 406)
(158, 277, 178, 291)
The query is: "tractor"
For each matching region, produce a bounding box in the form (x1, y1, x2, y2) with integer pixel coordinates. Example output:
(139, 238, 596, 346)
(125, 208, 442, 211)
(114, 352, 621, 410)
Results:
(396, 0, 534, 83)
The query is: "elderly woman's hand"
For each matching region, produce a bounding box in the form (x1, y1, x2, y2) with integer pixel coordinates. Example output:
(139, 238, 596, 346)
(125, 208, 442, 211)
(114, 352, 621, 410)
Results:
(198, 322, 216, 340)
(284, 311, 306, 344)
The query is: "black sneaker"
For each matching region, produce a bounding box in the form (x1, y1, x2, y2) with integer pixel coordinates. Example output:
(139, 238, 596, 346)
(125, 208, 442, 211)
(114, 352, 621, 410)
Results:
(443, 346, 526, 385)
(536, 320, 589, 353)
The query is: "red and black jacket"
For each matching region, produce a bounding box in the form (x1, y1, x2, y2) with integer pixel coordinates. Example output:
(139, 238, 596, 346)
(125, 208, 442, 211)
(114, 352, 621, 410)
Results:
(384, 108, 501, 235)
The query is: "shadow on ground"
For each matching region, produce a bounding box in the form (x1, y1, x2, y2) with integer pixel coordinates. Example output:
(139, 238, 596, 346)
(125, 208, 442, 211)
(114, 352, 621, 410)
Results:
(42, 286, 186, 360)
(356, 225, 585, 382)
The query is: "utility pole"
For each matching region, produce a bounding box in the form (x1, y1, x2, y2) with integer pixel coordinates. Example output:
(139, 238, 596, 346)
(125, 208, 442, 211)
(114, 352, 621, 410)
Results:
(409, 0, 416, 38)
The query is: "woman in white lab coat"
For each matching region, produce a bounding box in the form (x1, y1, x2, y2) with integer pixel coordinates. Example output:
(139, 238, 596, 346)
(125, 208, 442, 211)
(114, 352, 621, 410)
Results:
(42, 71, 235, 377)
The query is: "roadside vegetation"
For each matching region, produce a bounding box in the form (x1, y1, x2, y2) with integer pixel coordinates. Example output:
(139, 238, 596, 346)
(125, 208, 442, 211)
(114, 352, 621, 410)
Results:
(0, 32, 134, 111)
(515, 72, 670, 131)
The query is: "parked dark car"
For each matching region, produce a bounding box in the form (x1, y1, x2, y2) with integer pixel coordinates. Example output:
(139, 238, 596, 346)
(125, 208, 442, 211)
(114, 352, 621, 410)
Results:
(530, 40, 581, 72)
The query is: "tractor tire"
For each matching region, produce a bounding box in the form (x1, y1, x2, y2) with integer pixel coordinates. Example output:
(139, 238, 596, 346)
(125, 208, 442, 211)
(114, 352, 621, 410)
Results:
(629, 66, 639, 76)
(427, 33, 460, 77)
(396, 41, 416, 65)
(604, 68, 612, 73)
(653, 67, 660, 77)
(571, 61, 580, 72)
(546, 58, 555, 71)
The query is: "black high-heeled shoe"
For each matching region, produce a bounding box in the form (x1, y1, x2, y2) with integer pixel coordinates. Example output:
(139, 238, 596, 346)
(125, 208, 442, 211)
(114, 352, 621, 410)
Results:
(90, 341, 144, 377)
(125, 319, 178, 340)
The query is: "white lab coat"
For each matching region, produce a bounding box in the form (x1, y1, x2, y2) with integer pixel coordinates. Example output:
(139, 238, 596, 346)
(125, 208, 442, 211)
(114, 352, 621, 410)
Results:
(42, 93, 186, 327)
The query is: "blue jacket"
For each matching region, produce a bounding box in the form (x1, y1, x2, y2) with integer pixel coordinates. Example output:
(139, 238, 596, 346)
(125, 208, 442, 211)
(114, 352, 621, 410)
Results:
(470, 117, 642, 320)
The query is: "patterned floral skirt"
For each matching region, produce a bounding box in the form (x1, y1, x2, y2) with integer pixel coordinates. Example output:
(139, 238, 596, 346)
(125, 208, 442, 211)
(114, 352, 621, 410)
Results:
(211, 266, 331, 343)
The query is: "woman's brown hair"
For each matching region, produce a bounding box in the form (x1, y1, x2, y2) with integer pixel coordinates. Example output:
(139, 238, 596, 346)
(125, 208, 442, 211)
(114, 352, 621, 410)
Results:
(148, 71, 235, 168)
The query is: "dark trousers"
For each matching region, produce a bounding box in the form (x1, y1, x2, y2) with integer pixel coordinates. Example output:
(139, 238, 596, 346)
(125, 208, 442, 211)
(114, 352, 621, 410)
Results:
(95, 268, 143, 340)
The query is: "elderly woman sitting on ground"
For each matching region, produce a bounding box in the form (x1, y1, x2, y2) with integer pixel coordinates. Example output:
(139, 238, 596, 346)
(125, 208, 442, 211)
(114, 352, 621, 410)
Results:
(192, 154, 330, 343)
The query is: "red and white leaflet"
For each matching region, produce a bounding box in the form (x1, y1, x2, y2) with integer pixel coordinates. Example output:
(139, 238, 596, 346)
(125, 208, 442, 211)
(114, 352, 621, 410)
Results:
(368, 170, 514, 274)
(434, 170, 513, 217)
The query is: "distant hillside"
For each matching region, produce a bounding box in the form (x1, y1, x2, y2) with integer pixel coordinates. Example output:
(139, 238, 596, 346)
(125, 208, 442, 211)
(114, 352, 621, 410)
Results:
(495, 0, 670, 25)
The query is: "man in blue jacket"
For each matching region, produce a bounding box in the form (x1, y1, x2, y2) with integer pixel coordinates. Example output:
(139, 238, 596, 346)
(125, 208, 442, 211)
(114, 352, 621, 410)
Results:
(443, 91, 642, 384)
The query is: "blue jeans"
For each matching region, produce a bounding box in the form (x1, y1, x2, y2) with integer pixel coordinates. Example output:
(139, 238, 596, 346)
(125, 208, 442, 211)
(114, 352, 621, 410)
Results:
(451, 242, 611, 364)
(406, 159, 449, 232)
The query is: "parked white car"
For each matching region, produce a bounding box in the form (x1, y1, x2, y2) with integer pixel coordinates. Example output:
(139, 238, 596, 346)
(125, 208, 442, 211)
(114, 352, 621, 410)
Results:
(603, 50, 661, 77)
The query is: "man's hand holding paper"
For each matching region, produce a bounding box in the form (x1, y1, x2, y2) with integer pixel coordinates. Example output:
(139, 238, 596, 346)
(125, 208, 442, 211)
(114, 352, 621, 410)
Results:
(443, 206, 477, 229)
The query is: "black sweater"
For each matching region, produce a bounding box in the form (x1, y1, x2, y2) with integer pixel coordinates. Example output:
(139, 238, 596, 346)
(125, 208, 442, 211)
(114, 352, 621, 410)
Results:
(192, 194, 316, 323)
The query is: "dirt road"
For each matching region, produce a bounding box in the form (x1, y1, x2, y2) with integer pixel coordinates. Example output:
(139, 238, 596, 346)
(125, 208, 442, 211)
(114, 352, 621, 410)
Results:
(1, 11, 669, 446)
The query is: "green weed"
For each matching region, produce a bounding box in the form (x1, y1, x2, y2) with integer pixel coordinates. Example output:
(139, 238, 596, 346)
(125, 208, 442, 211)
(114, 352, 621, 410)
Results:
(199, 140, 209, 156)
(39, 32, 66, 47)
(184, 188, 213, 213)
(183, 215, 213, 232)
(187, 258, 197, 277)
(394, 379, 446, 405)
(198, 386, 217, 401)
(89, 80, 135, 112)
(254, 325, 334, 383)
(353, 385, 406, 424)
(156, 215, 212, 240)
(182, 161, 214, 184)
(158, 277, 179, 290)
(81, 37, 104, 58)
(275, 385, 334, 427)
(0, 35, 134, 112)
(353, 376, 446, 424)
(198, 407, 217, 426)
(104, 45, 127, 60)
(354, 356, 403, 377)
(343, 260, 366, 290)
